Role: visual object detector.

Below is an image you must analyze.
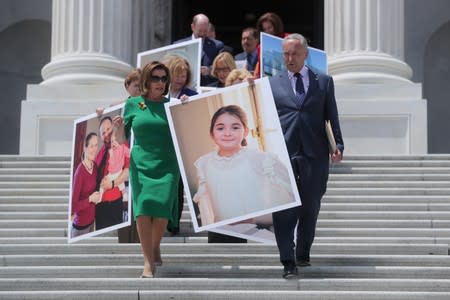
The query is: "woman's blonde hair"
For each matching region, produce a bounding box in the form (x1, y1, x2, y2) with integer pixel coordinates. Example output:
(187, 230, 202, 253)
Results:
(168, 56, 193, 87)
(225, 68, 253, 87)
(210, 52, 236, 78)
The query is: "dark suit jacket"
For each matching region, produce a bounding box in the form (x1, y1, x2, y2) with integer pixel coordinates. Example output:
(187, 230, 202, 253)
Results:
(176, 87, 198, 98)
(269, 69, 344, 196)
(235, 51, 257, 71)
(174, 37, 224, 67)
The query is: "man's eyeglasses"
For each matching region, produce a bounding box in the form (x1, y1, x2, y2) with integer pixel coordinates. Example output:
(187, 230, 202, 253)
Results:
(150, 75, 168, 83)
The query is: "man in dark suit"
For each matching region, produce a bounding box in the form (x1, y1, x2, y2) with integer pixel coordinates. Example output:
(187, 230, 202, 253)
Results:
(269, 33, 344, 279)
(173, 13, 224, 85)
(207, 23, 234, 55)
(234, 27, 259, 74)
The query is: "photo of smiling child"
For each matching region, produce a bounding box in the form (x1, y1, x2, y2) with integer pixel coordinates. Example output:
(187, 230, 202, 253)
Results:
(193, 104, 294, 226)
(100, 126, 130, 203)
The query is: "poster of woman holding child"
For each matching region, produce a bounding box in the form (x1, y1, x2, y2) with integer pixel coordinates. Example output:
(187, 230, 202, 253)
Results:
(68, 104, 131, 243)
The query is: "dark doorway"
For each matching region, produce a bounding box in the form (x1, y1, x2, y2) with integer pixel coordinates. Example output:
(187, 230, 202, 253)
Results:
(172, 0, 324, 54)
(0, 20, 51, 154)
(424, 21, 450, 153)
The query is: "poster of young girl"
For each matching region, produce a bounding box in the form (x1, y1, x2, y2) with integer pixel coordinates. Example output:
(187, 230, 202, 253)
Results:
(165, 77, 301, 233)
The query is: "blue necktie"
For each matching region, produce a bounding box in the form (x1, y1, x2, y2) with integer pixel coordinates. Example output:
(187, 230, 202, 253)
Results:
(246, 53, 254, 71)
(294, 72, 305, 106)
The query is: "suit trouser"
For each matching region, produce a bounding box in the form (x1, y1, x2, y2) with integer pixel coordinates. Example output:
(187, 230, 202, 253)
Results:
(207, 231, 247, 243)
(272, 157, 327, 264)
(96, 197, 123, 230)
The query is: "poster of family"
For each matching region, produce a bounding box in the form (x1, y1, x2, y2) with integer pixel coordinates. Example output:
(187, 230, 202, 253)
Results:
(68, 105, 131, 243)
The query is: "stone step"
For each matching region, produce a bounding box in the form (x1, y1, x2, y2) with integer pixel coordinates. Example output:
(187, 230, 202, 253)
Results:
(1, 264, 450, 279)
(0, 182, 69, 189)
(0, 168, 69, 175)
(1, 277, 450, 293)
(2, 176, 449, 188)
(328, 181, 450, 188)
(318, 211, 450, 219)
(314, 237, 450, 244)
(329, 174, 450, 181)
(330, 167, 450, 174)
(0, 189, 68, 196)
(0, 175, 70, 181)
(0, 204, 67, 212)
(0, 196, 67, 204)
(323, 195, 450, 203)
(0, 156, 69, 161)
(171, 222, 450, 238)
(5, 218, 450, 229)
(177, 218, 450, 229)
(15, 210, 450, 221)
(2, 200, 449, 213)
(343, 155, 450, 161)
(0, 237, 118, 244)
(336, 161, 450, 167)
(325, 187, 450, 195)
(0, 212, 67, 219)
(0, 243, 446, 255)
(2, 226, 450, 241)
(2, 236, 449, 245)
(180, 208, 450, 219)
(322, 203, 450, 211)
(0, 187, 442, 197)
(0, 228, 67, 237)
(8, 198, 450, 210)
(167, 219, 450, 236)
(1, 290, 449, 300)
(2, 253, 450, 267)
(316, 227, 450, 238)
(0, 161, 70, 168)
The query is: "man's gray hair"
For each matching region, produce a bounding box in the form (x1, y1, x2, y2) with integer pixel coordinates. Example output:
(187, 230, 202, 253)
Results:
(284, 33, 309, 48)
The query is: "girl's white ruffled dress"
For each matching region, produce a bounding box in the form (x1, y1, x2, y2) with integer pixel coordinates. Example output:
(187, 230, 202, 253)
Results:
(193, 147, 295, 226)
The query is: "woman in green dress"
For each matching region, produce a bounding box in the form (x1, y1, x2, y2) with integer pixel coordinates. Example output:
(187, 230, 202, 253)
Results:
(123, 61, 180, 278)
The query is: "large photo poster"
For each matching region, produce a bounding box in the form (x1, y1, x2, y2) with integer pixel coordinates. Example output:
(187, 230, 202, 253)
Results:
(165, 77, 301, 234)
(260, 32, 328, 77)
(68, 104, 131, 243)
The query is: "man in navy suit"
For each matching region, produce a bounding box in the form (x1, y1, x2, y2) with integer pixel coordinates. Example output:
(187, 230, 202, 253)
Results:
(174, 13, 224, 85)
(269, 33, 344, 279)
(234, 27, 259, 74)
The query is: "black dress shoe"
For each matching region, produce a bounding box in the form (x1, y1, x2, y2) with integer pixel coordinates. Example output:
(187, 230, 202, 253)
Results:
(169, 227, 180, 236)
(282, 264, 298, 279)
(296, 259, 311, 267)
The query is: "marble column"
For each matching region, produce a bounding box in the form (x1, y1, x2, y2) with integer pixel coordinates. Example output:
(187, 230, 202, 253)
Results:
(20, 0, 173, 155)
(323, 0, 427, 154)
(41, 0, 133, 85)
(324, 0, 413, 84)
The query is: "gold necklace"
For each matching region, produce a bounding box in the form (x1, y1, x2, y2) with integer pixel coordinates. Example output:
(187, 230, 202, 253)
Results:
(83, 160, 93, 172)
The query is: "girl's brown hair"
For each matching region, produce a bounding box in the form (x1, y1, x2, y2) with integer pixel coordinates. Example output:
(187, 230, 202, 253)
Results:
(209, 105, 248, 146)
